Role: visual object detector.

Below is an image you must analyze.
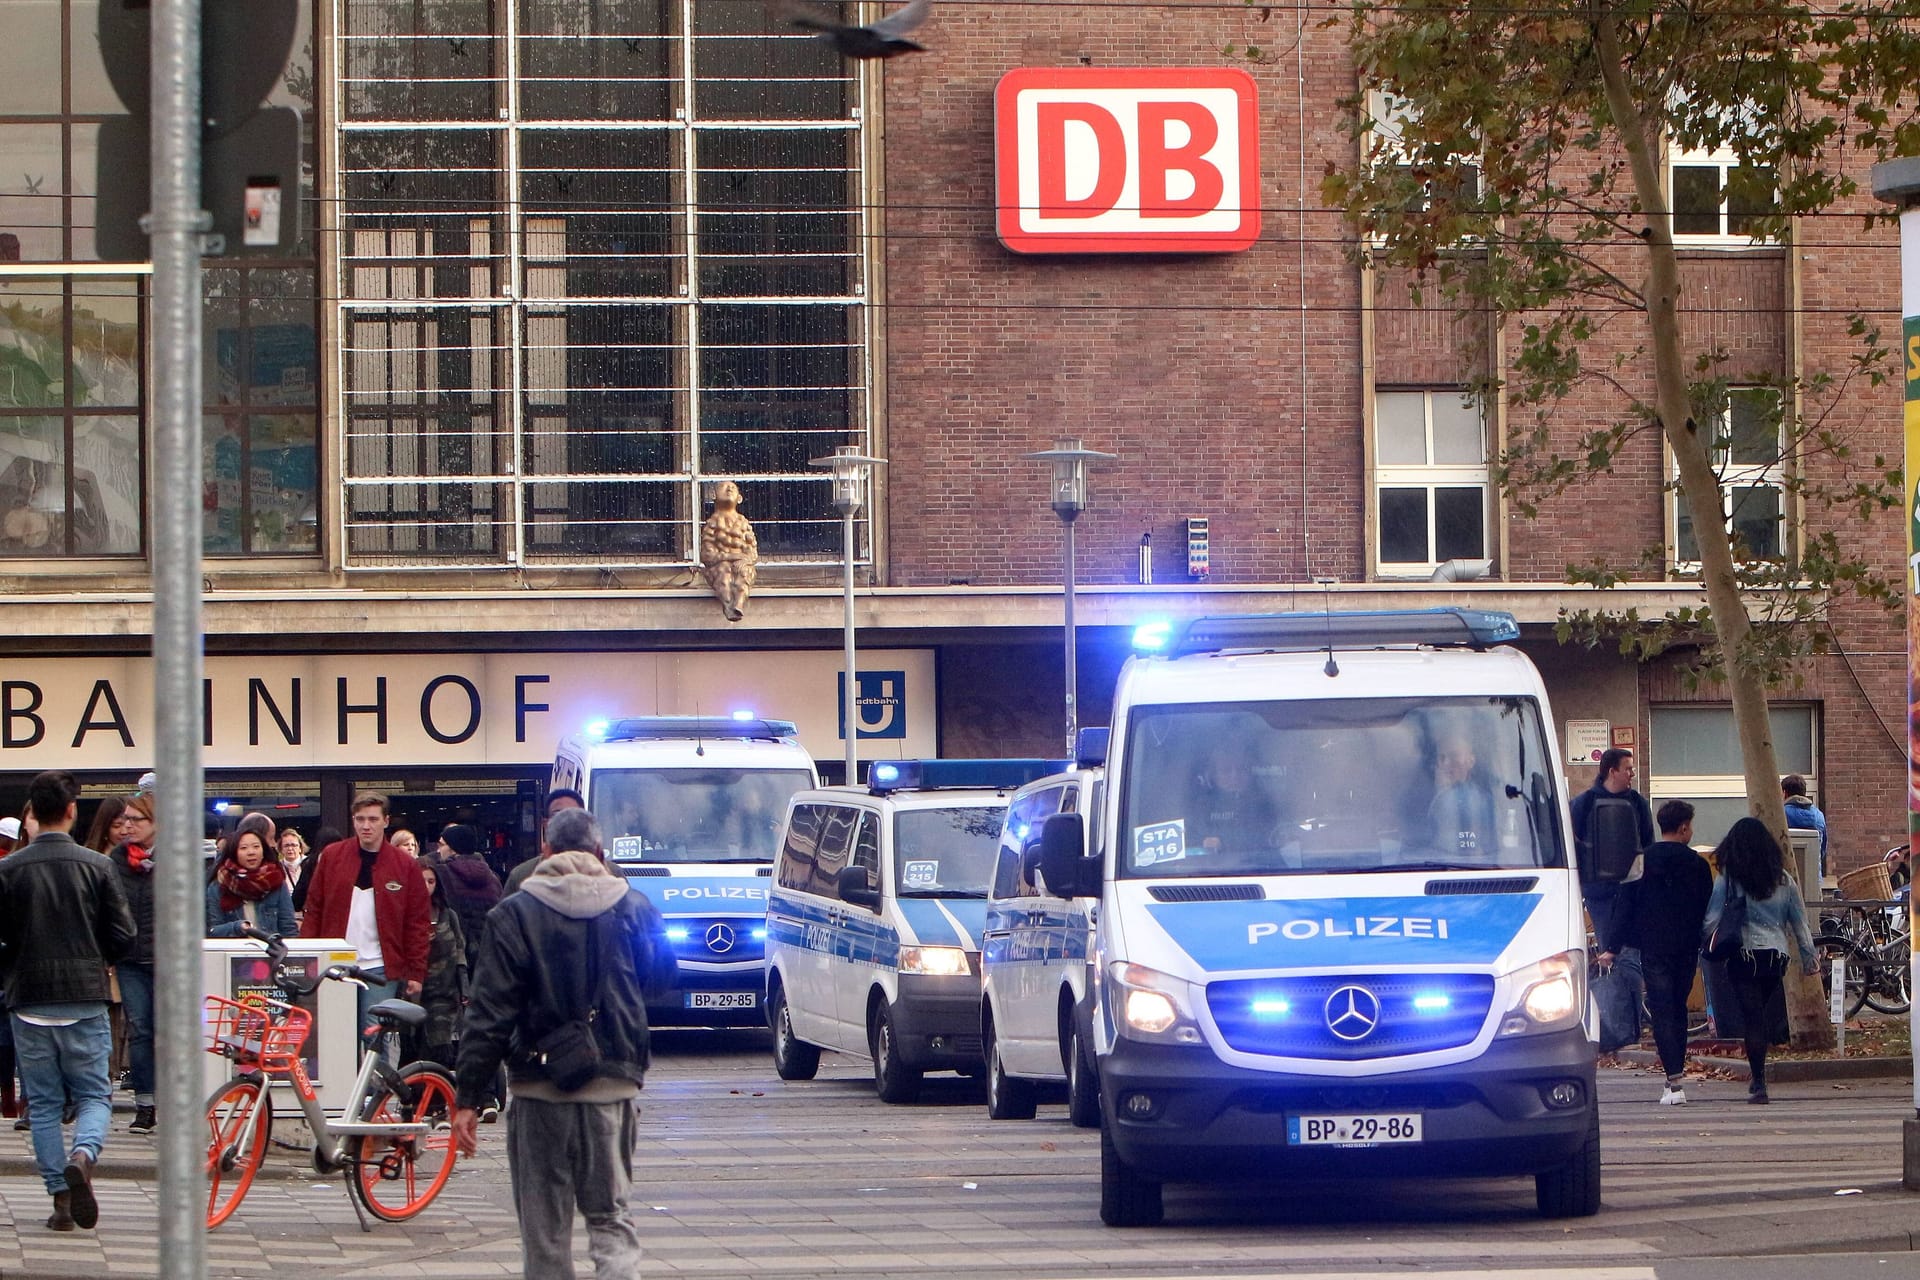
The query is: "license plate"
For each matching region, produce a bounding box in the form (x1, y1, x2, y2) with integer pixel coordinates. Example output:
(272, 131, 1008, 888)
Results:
(1287, 1112, 1422, 1146)
(685, 992, 757, 1010)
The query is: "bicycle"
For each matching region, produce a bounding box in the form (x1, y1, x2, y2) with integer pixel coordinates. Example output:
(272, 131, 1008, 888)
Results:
(203, 924, 459, 1231)
(1815, 849, 1911, 1018)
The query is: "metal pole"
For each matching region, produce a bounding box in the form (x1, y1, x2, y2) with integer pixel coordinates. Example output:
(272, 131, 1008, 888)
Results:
(1871, 155, 1920, 1187)
(842, 507, 858, 786)
(151, 0, 207, 1270)
(1063, 515, 1077, 758)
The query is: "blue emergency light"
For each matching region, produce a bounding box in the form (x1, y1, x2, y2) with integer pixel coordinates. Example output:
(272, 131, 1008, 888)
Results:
(583, 715, 799, 744)
(866, 758, 1070, 795)
(1142, 608, 1521, 658)
(1075, 726, 1109, 769)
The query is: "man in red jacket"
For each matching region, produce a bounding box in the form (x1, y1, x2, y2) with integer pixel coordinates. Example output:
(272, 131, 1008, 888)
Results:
(301, 792, 431, 1041)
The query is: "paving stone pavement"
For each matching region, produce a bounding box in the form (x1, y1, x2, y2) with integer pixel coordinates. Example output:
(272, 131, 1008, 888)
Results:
(0, 1032, 1915, 1278)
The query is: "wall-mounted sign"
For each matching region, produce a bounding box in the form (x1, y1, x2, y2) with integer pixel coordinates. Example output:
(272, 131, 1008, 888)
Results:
(1564, 719, 1611, 767)
(0, 649, 936, 772)
(995, 67, 1261, 254)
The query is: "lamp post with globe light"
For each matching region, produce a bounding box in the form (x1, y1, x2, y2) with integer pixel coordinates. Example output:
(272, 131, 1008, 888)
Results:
(1025, 439, 1116, 757)
(810, 446, 885, 785)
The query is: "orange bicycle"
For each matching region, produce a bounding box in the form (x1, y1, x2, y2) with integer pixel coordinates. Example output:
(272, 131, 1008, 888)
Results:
(204, 925, 458, 1229)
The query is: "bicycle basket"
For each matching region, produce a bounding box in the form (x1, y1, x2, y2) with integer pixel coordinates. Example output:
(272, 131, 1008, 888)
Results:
(203, 995, 311, 1068)
(1838, 863, 1894, 903)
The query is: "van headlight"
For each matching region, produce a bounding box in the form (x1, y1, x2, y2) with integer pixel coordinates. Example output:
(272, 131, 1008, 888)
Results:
(1107, 963, 1204, 1044)
(899, 946, 972, 977)
(1497, 950, 1585, 1036)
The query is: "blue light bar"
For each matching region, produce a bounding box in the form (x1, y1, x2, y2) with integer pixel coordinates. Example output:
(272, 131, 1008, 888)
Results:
(665, 926, 690, 942)
(1160, 608, 1521, 658)
(1132, 618, 1175, 652)
(589, 715, 798, 744)
(1075, 726, 1109, 768)
(1412, 993, 1452, 1013)
(731, 709, 755, 721)
(1251, 998, 1292, 1017)
(867, 758, 1071, 795)
(585, 718, 611, 740)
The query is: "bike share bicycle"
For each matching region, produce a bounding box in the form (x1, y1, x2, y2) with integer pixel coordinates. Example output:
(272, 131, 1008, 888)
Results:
(203, 923, 458, 1230)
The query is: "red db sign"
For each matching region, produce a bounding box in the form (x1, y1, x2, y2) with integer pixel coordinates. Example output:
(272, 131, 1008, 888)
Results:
(995, 67, 1261, 254)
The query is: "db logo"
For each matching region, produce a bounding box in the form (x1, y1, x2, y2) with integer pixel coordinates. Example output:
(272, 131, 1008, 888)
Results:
(995, 67, 1261, 254)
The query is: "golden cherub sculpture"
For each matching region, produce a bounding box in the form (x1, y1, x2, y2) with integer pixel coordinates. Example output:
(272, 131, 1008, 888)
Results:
(699, 480, 758, 622)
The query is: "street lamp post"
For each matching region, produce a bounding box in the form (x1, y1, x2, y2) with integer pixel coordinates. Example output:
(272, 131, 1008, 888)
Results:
(811, 446, 884, 786)
(1025, 439, 1116, 757)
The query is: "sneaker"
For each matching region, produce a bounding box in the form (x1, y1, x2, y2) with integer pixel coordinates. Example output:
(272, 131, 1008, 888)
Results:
(12, 1114, 29, 1132)
(1748, 1090, 1771, 1105)
(128, 1106, 155, 1136)
(479, 1105, 499, 1125)
(1658, 1086, 1686, 1106)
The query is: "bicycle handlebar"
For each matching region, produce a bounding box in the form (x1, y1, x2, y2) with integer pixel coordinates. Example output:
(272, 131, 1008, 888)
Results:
(234, 926, 369, 996)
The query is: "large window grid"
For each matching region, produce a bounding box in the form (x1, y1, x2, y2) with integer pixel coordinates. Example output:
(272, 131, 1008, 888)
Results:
(1647, 703, 1817, 847)
(334, 0, 872, 569)
(1372, 387, 1491, 577)
(1671, 386, 1787, 569)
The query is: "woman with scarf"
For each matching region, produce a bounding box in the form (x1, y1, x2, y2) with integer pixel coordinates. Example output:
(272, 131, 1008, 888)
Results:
(109, 794, 159, 1135)
(205, 827, 297, 939)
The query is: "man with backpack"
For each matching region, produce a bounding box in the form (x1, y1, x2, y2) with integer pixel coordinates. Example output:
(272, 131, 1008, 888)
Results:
(1570, 748, 1655, 1053)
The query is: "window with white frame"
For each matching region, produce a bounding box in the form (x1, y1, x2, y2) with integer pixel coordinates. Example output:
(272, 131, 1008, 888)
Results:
(1669, 142, 1773, 243)
(1672, 386, 1786, 566)
(1367, 90, 1481, 215)
(1647, 703, 1817, 847)
(1373, 388, 1490, 574)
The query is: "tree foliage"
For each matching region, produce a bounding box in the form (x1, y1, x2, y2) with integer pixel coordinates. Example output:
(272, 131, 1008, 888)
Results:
(1322, 0, 1920, 1045)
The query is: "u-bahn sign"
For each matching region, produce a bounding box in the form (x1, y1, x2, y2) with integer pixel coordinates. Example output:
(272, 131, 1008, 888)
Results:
(994, 67, 1262, 254)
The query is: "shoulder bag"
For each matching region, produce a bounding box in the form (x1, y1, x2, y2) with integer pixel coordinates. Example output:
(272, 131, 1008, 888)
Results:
(535, 916, 609, 1092)
(1701, 877, 1747, 963)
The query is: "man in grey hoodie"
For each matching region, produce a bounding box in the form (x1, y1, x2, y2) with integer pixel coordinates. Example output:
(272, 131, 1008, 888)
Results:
(452, 807, 674, 1277)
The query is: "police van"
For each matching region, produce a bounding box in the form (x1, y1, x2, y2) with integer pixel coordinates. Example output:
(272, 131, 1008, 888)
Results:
(764, 759, 1062, 1103)
(552, 715, 818, 1027)
(979, 735, 1106, 1125)
(1034, 610, 1597, 1226)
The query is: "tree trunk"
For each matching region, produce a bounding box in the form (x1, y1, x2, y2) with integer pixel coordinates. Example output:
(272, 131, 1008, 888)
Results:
(1589, 2, 1831, 1049)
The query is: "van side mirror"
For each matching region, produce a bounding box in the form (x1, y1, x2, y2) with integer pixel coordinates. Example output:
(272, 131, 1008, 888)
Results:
(1038, 812, 1090, 899)
(836, 865, 880, 909)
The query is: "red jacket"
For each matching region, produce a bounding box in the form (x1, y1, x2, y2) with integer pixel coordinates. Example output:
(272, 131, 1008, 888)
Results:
(299, 839, 431, 987)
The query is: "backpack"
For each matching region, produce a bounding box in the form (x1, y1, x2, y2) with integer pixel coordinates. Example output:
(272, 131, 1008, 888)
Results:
(1579, 794, 1643, 887)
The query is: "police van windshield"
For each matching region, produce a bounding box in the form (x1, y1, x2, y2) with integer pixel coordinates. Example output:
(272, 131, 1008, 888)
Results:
(893, 806, 1006, 897)
(592, 768, 814, 864)
(1119, 697, 1562, 878)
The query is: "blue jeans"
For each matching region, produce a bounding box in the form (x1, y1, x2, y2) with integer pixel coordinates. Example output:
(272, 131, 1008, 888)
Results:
(12, 1011, 112, 1193)
(116, 965, 156, 1104)
(355, 970, 400, 1065)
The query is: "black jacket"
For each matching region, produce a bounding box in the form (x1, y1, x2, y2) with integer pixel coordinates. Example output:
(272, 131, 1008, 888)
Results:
(1602, 839, 1714, 958)
(453, 854, 676, 1108)
(109, 843, 157, 967)
(0, 832, 136, 1006)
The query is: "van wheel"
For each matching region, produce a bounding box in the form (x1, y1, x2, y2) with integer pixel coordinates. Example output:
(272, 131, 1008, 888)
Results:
(1099, 1121, 1162, 1227)
(869, 1003, 922, 1104)
(984, 1016, 1037, 1120)
(1066, 1023, 1100, 1129)
(770, 984, 820, 1082)
(1534, 1102, 1601, 1219)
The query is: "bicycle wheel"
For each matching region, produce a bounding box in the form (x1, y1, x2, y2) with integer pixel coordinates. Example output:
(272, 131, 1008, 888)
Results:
(205, 1076, 272, 1229)
(1865, 935, 1912, 1015)
(348, 1061, 458, 1222)
(1815, 934, 1871, 1019)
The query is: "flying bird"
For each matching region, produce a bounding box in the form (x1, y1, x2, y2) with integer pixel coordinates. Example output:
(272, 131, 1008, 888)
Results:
(781, 0, 932, 59)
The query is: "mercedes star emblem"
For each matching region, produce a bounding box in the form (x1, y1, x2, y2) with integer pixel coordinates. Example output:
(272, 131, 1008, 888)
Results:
(1323, 985, 1381, 1041)
(705, 923, 737, 954)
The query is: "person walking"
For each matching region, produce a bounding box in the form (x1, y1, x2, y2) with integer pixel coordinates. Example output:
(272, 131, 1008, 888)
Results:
(277, 829, 310, 903)
(452, 807, 675, 1278)
(506, 790, 584, 894)
(0, 771, 136, 1231)
(301, 794, 432, 1035)
(1781, 775, 1829, 880)
(107, 794, 159, 1135)
(402, 853, 468, 1070)
(1702, 816, 1817, 1105)
(1569, 747, 1654, 1053)
(205, 827, 297, 939)
(1595, 799, 1713, 1105)
(435, 824, 503, 969)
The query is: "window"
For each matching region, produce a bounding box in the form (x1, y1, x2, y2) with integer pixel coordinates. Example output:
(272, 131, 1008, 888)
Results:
(993, 786, 1065, 899)
(1373, 388, 1490, 575)
(335, 0, 872, 569)
(1669, 142, 1773, 243)
(1367, 90, 1481, 218)
(1673, 387, 1785, 566)
(1647, 704, 1817, 846)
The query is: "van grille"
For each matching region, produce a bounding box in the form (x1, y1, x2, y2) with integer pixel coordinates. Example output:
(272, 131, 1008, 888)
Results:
(1208, 973, 1495, 1060)
(1423, 876, 1537, 895)
(615, 865, 670, 877)
(1147, 883, 1265, 902)
(669, 918, 764, 962)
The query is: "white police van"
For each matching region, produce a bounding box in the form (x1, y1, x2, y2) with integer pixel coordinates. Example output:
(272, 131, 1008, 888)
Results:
(764, 759, 1062, 1103)
(979, 733, 1106, 1125)
(552, 715, 818, 1027)
(1035, 610, 1597, 1226)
